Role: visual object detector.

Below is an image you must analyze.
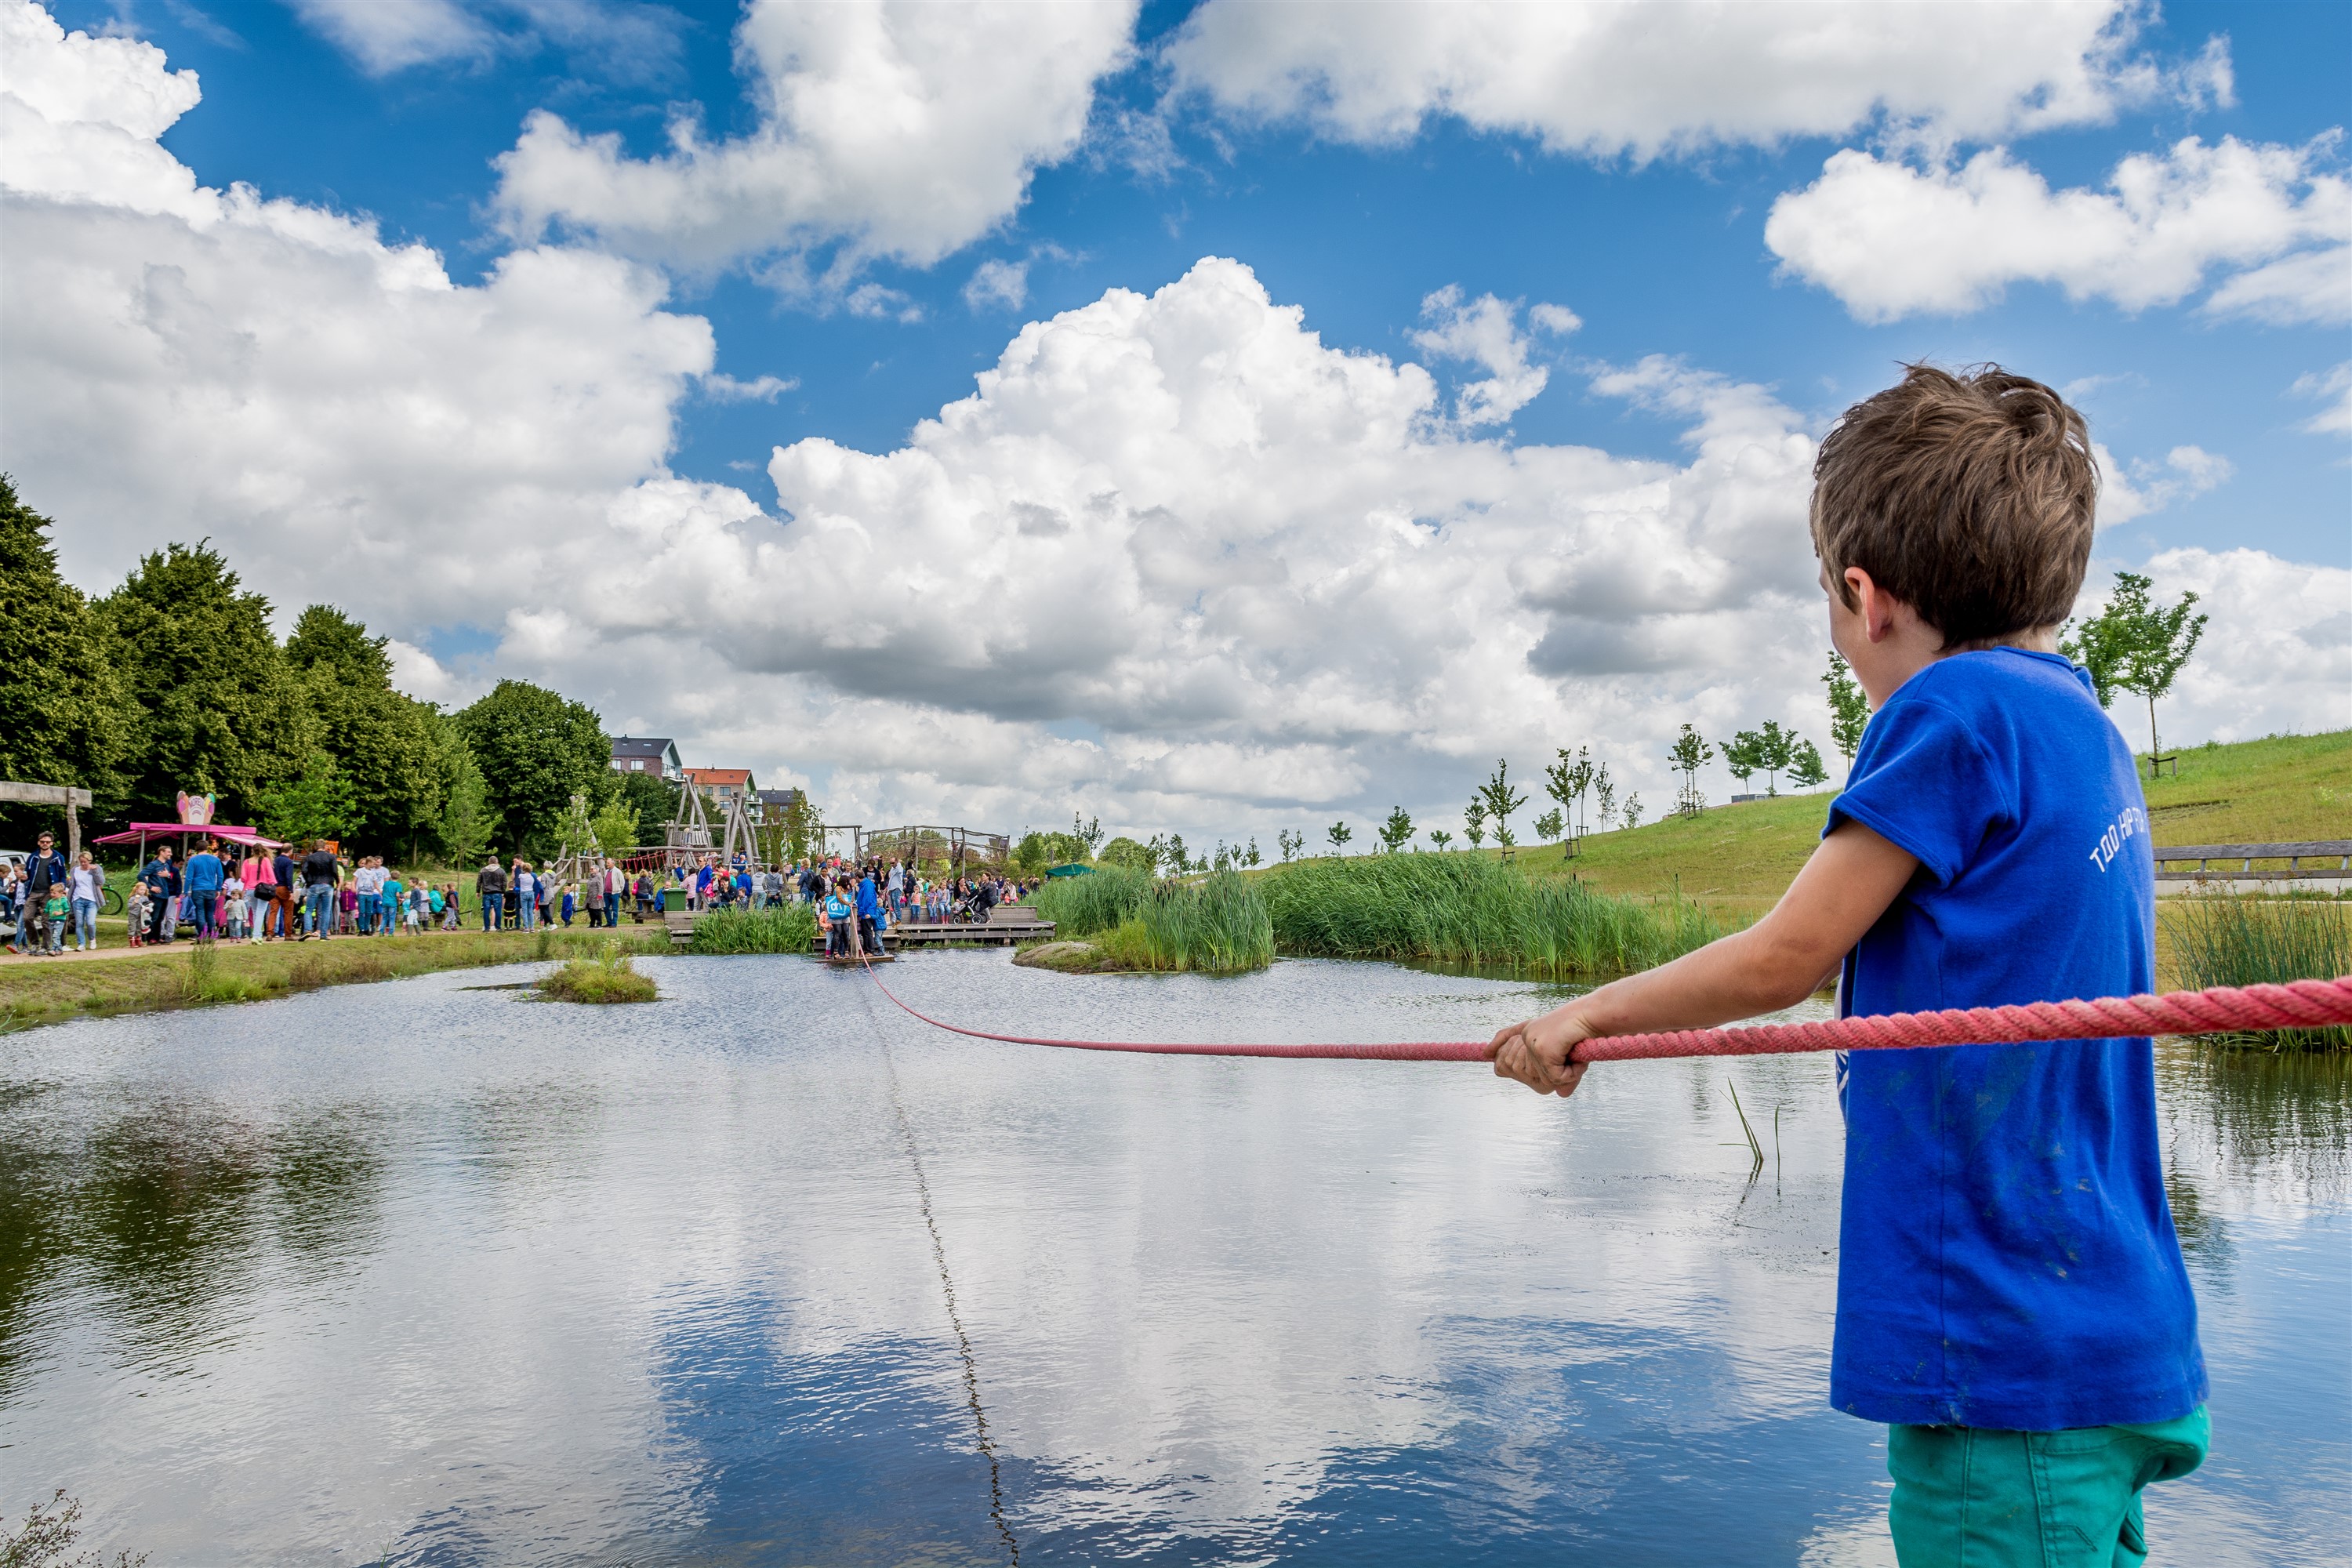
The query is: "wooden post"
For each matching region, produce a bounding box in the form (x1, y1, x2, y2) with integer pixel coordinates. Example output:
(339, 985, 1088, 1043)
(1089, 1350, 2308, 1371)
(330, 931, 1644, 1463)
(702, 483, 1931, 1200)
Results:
(0, 781, 93, 859)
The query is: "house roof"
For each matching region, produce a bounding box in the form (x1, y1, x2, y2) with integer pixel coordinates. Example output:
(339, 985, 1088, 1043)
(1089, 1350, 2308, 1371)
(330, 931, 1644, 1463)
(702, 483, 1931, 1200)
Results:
(684, 768, 752, 786)
(753, 789, 804, 806)
(611, 736, 677, 759)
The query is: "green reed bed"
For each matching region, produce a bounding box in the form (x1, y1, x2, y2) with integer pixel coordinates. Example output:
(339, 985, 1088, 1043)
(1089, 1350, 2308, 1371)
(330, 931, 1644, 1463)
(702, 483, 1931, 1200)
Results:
(686, 905, 819, 955)
(1094, 871, 1276, 974)
(1261, 854, 1731, 978)
(1032, 866, 1152, 938)
(2166, 895, 2350, 1051)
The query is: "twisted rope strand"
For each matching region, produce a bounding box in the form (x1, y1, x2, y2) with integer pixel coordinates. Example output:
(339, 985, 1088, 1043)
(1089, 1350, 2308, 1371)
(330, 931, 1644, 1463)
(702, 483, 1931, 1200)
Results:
(853, 957, 2352, 1065)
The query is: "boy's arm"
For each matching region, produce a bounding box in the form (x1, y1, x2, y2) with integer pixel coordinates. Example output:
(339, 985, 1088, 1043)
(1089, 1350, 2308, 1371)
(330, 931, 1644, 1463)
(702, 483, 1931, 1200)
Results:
(1486, 821, 1919, 1098)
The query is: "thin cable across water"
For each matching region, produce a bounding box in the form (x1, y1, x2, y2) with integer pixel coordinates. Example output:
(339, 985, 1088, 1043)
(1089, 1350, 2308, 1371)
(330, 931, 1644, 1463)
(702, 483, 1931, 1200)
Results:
(854, 956, 2352, 1063)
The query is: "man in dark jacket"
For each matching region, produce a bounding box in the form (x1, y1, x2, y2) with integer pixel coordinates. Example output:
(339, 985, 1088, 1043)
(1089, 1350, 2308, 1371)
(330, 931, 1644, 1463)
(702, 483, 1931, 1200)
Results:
(139, 844, 177, 944)
(299, 840, 339, 939)
(21, 833, 66, 954)
(476, 858, 507, 932)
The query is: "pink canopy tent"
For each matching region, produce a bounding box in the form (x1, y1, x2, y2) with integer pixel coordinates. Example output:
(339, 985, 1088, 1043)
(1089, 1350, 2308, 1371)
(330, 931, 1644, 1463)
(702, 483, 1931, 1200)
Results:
(92, 822, 289, 861)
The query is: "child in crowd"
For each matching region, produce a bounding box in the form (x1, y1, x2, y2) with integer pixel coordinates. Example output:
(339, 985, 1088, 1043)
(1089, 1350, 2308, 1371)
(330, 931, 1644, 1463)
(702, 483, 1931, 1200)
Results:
(1486, 365, 2205, 1565)
(125, 882, 148, 948)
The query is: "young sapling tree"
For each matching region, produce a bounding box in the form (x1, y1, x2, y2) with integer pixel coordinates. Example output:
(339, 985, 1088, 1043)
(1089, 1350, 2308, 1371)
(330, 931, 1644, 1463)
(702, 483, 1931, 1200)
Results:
(1790, 739, 1830, 790)
(1668, 724, 1713, 818)
(1428, 828, 1453, 851)
(1380, 805, 1414, 853)
(1722, 731, 1759, 797)
(1327, 821, 1352, 855)
(1464, 800, 1487, 851)
(1479, 758, 1526, 855)
(2061, 570, 2209, 778)
(1822, 651, 1870, 775)
(1621, 792, 1643, 829)
(1534, 807, 1563, 844)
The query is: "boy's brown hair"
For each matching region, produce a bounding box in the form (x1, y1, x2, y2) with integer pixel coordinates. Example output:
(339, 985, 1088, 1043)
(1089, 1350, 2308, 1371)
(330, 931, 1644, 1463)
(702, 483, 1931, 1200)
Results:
(1811, 364, 2096, 648)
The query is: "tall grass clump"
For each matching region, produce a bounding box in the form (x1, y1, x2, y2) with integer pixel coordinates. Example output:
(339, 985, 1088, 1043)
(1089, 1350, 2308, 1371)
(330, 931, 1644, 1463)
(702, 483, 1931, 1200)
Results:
(1096, 871, 1274, 973)
(687, 904, 818, 955)
(1262, 854, 1729, 978)
(539, 943, 659, 1004)
(2168, 895, 2350, 1050)
(1033, 866, 1152, 937)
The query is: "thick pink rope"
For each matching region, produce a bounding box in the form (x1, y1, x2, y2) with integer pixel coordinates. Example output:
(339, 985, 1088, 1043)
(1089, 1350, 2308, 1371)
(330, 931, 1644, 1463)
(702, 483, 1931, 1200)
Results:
(855, 956, 2352, 1064)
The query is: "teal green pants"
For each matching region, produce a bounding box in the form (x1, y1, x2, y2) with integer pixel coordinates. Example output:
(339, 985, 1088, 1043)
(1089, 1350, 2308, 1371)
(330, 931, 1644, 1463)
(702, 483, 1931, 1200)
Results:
(1887, 1408, 2209, 1567)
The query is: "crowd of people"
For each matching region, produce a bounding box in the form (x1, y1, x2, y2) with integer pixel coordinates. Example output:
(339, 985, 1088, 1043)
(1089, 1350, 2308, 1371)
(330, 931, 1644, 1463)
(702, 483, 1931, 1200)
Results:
(1, 833, 1040, 957)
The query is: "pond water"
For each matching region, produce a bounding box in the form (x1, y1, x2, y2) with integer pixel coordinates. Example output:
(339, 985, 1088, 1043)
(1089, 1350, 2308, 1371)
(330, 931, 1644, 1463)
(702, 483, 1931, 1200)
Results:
(2, 953, 2346, 1566)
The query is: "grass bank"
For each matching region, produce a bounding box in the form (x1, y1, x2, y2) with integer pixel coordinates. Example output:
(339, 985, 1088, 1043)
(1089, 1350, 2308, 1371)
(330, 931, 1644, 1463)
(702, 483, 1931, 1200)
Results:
(0, 927, 666, 1033)
(1400, 728, 2349, 913)
(1261, 854, 1729, 978)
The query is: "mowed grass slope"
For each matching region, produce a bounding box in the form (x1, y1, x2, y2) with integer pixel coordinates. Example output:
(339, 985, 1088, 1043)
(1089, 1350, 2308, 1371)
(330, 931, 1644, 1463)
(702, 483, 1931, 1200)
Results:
(1374, 729, 2352, 911)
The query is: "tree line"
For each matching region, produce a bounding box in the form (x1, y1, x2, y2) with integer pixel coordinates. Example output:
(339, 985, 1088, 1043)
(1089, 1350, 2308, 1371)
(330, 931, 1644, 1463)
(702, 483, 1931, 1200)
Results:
(0, 478, 671, 863)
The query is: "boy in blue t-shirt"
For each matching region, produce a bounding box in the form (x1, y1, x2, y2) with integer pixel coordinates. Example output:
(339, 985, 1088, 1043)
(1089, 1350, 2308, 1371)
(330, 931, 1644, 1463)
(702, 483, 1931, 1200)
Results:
(1488, 366, 2205, 1565)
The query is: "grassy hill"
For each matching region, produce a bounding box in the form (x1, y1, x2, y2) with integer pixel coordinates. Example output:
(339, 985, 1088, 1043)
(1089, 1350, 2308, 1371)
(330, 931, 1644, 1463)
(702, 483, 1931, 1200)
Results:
(1334, 729, 2351, 915)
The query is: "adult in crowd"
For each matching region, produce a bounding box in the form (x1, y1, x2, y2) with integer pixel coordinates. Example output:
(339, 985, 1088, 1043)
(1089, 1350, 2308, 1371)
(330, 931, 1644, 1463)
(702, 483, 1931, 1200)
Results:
(16, 833, 66, 955)
(69, 850, 104, 953)
(183, 837, 225, 941)
(139, 842, 178, 946)
(477, 857, 506, 931)
(268, 844, 296, 938)
(299, 838, 340, 939)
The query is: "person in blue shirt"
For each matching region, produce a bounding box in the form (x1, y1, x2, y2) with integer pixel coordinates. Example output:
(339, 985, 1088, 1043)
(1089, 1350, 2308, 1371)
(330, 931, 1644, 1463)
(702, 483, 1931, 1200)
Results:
(139, 844, 178, 945)
(181, 838, 226, 941)
(854, 872, 884, 956)
(1486, 366, 2204, 1566)
(822, 877, 855, 958)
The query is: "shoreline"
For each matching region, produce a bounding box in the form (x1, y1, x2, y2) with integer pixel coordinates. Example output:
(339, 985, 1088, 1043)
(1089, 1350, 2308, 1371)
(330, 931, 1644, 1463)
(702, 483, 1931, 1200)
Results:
(0, 926, 669, 1033)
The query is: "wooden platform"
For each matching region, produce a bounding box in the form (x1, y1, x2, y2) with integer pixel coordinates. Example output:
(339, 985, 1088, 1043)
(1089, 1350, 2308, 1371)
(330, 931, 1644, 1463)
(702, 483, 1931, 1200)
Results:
(662, 905, 1054, 952)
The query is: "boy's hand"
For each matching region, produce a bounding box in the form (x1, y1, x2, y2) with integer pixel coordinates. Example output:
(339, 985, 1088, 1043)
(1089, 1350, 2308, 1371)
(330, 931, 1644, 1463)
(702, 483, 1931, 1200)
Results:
(1486, 1005, 1595, 1098)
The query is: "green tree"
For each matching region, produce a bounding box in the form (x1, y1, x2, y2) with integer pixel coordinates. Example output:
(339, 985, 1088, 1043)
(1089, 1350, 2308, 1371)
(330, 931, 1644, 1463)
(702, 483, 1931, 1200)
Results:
(592, 799, 641, 855)
(1542, 746, 1592, 851)
(285, 604, 449, 856)
(257, 750, 358, 847)
(0, 477, 133, 840)
(1479, 758, 1526, 851)
(452, 680, 611, 860)
(1099, 835, 1154, 873)
(1327, 821, 1352, 855)
(1378, 805, 1414, 853)
(1534, 806, 1563, 842)
(1822, 652, 1870, 774)
(97, 539, 305, 824)
(615, 768, 676, 834)
(1751, 720, 1798, 795)
(1594, 765, 1617, 829)
(2062, 571, 2209, 776)
(1722, 732, 1759, 795)
(439, 745, 494, 868)
(1428, 829, 1453, 851)
(1464, 800, 1486, 851)
(1622, 792, 1643, 829)
(1668, 724, 1713, 818)
(1275, 828, 1303, 863)
(1790, 738, 1830, 789)
(1243, 836, 1261, 868)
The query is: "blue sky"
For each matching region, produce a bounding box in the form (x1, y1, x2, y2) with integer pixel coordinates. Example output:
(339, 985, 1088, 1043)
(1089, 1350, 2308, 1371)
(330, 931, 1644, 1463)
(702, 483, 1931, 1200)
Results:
(11, 1, 2350, 838)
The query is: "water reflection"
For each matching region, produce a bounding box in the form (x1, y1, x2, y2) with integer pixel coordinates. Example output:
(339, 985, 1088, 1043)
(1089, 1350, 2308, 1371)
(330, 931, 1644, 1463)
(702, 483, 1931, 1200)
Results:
(0, 956, 2340, 1566)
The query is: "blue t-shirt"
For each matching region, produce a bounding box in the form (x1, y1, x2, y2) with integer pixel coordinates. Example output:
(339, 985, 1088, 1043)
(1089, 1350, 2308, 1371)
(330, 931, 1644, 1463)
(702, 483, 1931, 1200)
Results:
(183, 851, 224, 894)
(1824, 648, 2204, 1431)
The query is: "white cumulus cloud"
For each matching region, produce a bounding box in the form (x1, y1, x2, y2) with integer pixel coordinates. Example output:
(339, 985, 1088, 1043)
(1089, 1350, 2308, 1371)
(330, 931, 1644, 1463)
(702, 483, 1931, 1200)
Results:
(1408, 285, 1555, 426)
(1766, 136, 2352, 324)
(2292, 363, 2352, 437)
(490, 0, 1137, 281)
(6, 0, 2340, 847)
(1165, 0, 2220, 159)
